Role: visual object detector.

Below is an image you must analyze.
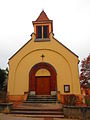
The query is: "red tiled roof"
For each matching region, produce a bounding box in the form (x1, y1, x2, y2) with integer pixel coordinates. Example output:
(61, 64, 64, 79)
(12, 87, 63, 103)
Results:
(36, 10, 50, 22)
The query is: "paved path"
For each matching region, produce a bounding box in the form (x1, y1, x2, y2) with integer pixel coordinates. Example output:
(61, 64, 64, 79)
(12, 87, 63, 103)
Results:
(0, 113, 77, 120)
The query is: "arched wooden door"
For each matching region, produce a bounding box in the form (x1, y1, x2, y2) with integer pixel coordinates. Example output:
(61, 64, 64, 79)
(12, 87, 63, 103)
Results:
(29, 62, 57, 95)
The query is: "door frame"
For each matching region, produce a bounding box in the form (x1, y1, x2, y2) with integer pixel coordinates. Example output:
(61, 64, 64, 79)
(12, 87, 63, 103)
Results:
(29, 62, 57, 95)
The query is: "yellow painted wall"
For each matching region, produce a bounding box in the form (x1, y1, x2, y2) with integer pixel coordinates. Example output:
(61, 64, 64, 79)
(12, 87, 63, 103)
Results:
(35, 69, 50, 76)
(8, 33, 81, 95)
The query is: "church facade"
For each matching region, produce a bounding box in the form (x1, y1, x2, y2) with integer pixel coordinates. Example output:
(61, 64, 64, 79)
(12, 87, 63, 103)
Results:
(8, 11, 81, 103)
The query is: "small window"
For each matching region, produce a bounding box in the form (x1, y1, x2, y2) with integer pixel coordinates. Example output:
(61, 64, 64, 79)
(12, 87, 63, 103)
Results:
(38, 26, 42, 38)
(64, 85, 70, 93)
(43, 26, 47, 38)
(36, 25, 49, 39)
(43, 26, 49, 38)
(36, 26, 42, 38)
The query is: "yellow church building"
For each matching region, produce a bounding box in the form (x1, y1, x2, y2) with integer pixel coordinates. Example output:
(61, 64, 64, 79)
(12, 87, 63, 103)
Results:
(7, 11, 81, 104)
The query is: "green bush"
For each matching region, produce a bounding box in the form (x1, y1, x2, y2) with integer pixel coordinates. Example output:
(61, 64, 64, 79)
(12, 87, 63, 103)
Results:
(85, 96, 90, 106)
(64, 94, 76, 106)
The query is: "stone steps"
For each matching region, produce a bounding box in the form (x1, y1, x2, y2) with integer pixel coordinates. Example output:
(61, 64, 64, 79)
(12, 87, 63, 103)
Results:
(24, 101, 57, 103)
(27, 97, 57, 100)
(10, 95, 64, 118)
(11, 109, 64, 118)
(11, 108, 62, 111)
(27, 95, 56, 97)
(27, 98, 57, 100)
(26, 95, 57, 103)
(14, 114, 64, 118)
(19, 103, 62, 109)
(11, 110, 63, 114)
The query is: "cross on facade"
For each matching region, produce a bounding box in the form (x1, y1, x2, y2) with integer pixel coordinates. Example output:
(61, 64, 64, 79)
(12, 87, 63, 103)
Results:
(41, 54, 45, 61)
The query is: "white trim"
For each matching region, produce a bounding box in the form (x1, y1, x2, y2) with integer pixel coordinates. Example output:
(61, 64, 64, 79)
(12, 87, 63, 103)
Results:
(51, 91, 56, 95)
(30, 91, 35, 95)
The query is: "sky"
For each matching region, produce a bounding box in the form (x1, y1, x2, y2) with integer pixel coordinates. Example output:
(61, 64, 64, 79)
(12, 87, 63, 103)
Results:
(0, 0, 90, 72)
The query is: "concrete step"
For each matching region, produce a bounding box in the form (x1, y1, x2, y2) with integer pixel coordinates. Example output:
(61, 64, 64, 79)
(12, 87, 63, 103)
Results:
(21, 103, 62, 110)
(11, 108, 64, 118)
(13, 114, 64, 118)
(28, 95, 56, 97)
(26, 99, 57, 102)
(26, 95, 57, 103)
(27, 98, 57, 100)
(24, 101, 57, 103)
(27, 97, 56, 100)
(27, 96, 57, 98)
(12, 108, 62, 111)
(11, 110, 63, 115)
(11, 101, 64, 118)
(26, 99, 57, 101)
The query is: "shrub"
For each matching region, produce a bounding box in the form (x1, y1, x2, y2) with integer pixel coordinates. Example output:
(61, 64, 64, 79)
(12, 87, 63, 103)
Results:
(64, 94, 76, 106)
(85, 95, 90, 106)
(0, 91, 8, 103)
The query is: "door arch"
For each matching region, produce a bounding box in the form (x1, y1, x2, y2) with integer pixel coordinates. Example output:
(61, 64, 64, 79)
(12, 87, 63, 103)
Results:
(29, 62, 57, 95)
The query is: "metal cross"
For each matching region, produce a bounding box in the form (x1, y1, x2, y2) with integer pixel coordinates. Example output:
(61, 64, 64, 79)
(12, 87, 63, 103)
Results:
(41, 54, 45, 61)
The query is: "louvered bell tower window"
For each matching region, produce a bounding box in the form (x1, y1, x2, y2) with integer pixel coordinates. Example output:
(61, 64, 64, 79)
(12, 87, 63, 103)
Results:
(36, 25, 49, 40)
(43, 26, 49, 38)
(37, 26, 42, 38)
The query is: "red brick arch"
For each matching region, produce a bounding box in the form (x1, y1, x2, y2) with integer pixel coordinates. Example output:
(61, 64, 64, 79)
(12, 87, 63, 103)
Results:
(29, 62, 57, 92)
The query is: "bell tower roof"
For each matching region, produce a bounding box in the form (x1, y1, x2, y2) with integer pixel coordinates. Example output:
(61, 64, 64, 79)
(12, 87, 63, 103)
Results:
(32, 10, 53, 25)
(36, 10, 50, 22)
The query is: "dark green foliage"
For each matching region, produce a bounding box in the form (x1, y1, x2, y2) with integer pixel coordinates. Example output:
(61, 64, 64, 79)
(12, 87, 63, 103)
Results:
(0, 68, 8, 91)
(85, 96, 90, 106)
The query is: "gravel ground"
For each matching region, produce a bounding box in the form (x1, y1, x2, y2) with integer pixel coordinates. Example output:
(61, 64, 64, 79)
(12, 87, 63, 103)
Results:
(0, 113, 78, 120)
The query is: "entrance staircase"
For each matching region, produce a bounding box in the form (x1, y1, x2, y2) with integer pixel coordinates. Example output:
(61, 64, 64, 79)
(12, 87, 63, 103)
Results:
(10, 95, 64, 118)
(25, 94, 57, 103)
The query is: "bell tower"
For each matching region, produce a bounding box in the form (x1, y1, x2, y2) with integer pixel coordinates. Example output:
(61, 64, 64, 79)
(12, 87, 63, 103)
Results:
(32, 11, 53, 40)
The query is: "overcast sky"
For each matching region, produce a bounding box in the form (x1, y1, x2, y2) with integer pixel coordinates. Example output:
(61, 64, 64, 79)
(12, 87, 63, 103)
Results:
(0, 0, 90, 72)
